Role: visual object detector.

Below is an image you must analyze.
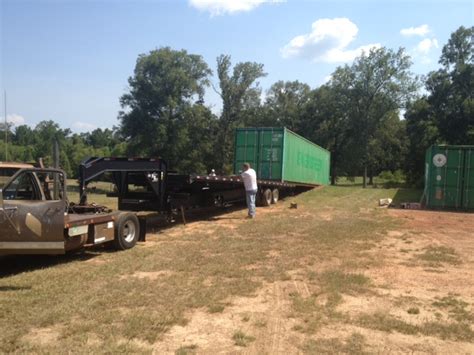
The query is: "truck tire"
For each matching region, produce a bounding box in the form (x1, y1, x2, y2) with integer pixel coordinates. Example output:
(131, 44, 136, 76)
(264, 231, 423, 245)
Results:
(262, 188, 272, 207)
(114, 212, 140, 250)
(271, 189, 279, 204)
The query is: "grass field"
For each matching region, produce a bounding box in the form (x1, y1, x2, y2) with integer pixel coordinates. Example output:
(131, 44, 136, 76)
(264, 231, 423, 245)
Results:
(66, 179, 118, 210)
(0, 184, 473, 353)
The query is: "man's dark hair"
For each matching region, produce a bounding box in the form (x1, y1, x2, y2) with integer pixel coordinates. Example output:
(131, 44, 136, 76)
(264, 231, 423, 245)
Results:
(243, 163, 251, 169)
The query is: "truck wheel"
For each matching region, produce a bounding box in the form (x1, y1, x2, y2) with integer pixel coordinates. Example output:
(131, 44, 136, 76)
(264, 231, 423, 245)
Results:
(262, 188, 272, 207)
(114, 212, 140, 250)
(271, 189, 279, 204)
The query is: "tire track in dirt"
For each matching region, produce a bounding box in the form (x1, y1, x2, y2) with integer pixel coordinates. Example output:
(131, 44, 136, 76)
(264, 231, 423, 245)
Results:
(268, 282, 284, 354)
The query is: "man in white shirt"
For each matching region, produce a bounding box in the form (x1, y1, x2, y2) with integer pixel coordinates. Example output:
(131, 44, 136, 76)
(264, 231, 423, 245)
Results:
(241, 162, 258, 218)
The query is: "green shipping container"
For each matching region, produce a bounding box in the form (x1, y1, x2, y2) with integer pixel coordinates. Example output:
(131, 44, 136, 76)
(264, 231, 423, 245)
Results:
(234, 127, 330, 186)
(425, 145, 474, 210)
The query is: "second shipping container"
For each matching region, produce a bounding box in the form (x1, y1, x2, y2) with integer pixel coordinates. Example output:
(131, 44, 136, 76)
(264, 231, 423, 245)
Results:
(425, 145, 474, 210)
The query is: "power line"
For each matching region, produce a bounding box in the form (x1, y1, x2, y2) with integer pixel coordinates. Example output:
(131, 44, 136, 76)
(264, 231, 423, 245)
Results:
(4, 91, 7, 161)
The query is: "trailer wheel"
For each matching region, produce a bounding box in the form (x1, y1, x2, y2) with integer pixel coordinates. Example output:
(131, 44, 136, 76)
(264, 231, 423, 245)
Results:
(114, 213, 140, 250)
(271, 189, 279, 204)
(261, 188, 272, 207)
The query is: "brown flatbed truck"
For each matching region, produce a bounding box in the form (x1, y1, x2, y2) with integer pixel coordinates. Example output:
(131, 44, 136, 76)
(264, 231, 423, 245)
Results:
(0, 164, 143, 254)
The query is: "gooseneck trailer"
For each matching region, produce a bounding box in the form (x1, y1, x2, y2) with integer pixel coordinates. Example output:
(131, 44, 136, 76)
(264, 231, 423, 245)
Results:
(0, 160, 302, 255)
(78, 157, 301, 212)
(0, 127, 330, 255)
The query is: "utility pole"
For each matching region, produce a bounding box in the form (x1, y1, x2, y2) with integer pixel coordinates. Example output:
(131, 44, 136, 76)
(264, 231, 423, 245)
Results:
(4, 91, 7, 161)
(54, 139, 59, 168)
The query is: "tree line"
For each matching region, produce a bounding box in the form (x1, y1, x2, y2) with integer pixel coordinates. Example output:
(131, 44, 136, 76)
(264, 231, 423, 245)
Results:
(1, 26, 472, 186)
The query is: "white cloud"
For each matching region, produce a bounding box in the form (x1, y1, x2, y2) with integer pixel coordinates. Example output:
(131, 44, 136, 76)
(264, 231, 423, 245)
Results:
(189, 0, 280, 16)
(323, 74, 333, 84)
(281, 18, 381, 63)
(0, 114, 26, 127)
(415, 38, 439, 54)
(400, 24, 430, 37)
(411, 37, 439, 64)
(399, 109, 406, 121)
(72, 121, 98, 132)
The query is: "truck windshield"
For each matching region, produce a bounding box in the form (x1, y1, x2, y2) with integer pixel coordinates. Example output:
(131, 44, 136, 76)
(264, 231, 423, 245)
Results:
(0, 168, 20, 188)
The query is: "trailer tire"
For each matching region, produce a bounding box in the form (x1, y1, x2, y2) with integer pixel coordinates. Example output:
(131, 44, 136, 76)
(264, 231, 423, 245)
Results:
(261, 188, 272, 207)
(271, 189, 279, 204)
(114, 212, 140, 250)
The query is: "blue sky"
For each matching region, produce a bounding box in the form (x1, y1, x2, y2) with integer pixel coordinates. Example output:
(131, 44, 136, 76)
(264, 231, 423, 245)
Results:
(1, 0, 472, 132)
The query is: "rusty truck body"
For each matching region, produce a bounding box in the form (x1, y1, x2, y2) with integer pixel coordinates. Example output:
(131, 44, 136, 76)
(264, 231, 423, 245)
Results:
(0, 163, 142, 254)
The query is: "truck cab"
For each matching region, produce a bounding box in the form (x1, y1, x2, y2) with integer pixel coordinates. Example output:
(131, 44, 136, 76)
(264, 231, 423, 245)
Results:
(0, 166, 69, 254)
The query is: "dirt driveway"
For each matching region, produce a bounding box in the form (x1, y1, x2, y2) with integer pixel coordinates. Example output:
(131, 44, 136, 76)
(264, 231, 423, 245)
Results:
(152, 202, 474, 354)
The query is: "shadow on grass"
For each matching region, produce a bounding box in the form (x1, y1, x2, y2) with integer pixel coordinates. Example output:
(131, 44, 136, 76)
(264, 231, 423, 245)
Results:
(391, 188, 423, 205)
(0, 252, 99, 278)
(331, 183, 364, 188)
(0, 285, 32, 291)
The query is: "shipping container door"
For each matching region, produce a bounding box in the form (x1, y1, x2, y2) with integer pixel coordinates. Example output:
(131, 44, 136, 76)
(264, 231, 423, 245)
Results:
(462, 149, 474, 209)
(234, 130, 259, 174)
(257, 129, 284, 180)
(428, 147, 463, 208)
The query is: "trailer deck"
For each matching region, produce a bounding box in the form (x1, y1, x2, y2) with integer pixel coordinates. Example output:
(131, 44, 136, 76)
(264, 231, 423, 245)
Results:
(77, 157, 314, 213)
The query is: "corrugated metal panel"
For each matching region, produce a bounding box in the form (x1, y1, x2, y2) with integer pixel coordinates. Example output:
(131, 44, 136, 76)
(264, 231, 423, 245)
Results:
(234, 129, 259, 174)
(257, 128, 284, 180)
(425, 145, 474, 210)
(282, 129, 330, 185)
(463, 149, 474, 209)
(234, 127, 330, 186)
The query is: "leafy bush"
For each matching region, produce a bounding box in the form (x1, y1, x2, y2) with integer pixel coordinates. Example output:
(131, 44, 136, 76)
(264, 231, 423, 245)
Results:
(378, 170, 406, 188)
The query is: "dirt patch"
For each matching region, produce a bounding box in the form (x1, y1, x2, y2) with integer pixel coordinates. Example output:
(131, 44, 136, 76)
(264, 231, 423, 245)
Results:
(22, 325, 62, 346)
(315, 324, 474, 354)
(84, 257, 108, 265)
(387, 230, 405, 238)
(153, 281, 305, 354)
(318, 211, 334, 221)
(375, 210, 474, 295)
(121, 270, 174, 281)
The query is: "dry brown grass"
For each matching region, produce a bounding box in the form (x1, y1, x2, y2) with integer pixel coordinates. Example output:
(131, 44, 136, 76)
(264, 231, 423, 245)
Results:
(1, 184, 472, 353)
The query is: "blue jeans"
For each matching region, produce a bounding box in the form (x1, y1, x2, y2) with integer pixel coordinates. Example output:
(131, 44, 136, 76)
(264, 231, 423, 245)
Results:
(246, 189, 257, 217)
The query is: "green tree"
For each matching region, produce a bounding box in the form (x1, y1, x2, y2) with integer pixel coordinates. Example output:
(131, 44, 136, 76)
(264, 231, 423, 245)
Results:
(177, 104, 219, 174)
(302, 84, 351, 185)
(215, 54, 266, 172)
(84, 128, 119, 149)
(405, 98, 440, 185)
(119, 47, 213, 172)
(32, 120, 72, 175)
(366, 111, 408, 182)
(329, 47, 418, 187)
(12, 125, 35, 146)
(429, 26, 473, 144)
(260, 80, 311, 132)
